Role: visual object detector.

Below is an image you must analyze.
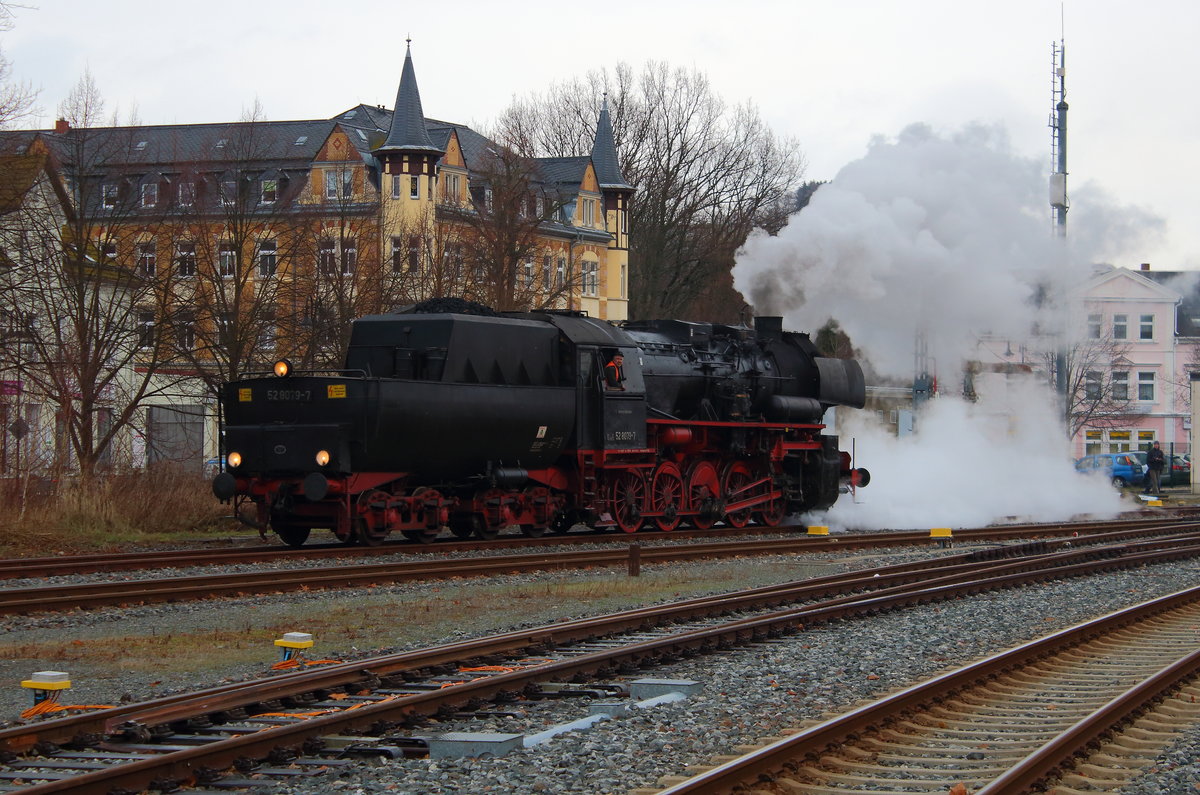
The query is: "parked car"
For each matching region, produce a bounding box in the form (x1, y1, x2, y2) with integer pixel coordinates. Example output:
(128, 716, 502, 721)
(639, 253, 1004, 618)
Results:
(1074, 453, 1147, 487)
(1129, 450, 1191, 486)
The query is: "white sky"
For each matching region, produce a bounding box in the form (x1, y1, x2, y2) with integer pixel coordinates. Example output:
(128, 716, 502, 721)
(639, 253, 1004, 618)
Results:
(6, 0, 1198, 269)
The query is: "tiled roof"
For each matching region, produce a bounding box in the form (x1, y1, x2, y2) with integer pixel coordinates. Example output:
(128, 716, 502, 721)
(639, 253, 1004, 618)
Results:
(590, 97, 632, 191)
(376, 44, 442, 156)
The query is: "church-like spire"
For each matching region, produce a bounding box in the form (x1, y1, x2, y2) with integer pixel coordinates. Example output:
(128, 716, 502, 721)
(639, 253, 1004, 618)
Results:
(590, 94, 632, 191)
(376, 40, 443, 155)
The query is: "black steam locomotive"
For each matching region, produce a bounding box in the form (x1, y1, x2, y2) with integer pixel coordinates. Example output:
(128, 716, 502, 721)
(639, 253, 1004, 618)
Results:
(212, 307, 870, 546)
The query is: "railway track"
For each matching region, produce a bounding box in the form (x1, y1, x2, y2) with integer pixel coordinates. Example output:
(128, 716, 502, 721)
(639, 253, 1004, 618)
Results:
(3, 534, 1200, 793)
(1, 520, 1197, 616)
(652, 585, 1200, 795)
(0, 514, 1190, 581)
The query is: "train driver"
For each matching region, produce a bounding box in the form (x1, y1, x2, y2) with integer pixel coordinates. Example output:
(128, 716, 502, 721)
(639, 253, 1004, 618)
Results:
(604, 352, 626, 391)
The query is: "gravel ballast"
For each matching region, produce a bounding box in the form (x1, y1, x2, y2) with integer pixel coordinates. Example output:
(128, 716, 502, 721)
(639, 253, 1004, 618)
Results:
(3, 545, 1200, 794)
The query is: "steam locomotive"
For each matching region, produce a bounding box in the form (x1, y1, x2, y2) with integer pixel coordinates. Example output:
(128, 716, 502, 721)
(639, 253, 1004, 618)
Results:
(212, 306, 870, 546)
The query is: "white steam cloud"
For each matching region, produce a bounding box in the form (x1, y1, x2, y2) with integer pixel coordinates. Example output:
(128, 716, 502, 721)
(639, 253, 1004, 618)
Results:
(735, 122, 1161, 529)
(817, 378, 1124, 531)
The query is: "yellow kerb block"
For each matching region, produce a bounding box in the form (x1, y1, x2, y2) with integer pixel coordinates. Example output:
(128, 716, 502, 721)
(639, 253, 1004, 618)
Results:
(930, 528, 953, 538)
(1148, 500, 1163, 507)
(807, 526, 830, 536)
(275, 632, 314, 650)
(22, 671, 71, 691)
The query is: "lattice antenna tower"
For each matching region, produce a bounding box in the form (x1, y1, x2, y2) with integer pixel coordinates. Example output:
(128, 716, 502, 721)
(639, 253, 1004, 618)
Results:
(1049, 37, 1069, 234)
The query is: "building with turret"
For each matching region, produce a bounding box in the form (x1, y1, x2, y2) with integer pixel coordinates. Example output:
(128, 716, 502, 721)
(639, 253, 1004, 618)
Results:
(0, 44, 632, 474)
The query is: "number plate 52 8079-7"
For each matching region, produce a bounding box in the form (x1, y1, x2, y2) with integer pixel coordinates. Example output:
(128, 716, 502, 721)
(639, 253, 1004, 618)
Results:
(266, 388, 312, 402)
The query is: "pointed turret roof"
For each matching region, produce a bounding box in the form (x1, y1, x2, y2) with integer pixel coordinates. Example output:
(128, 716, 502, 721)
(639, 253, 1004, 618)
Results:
(590, 95, 632, 191)
(376, 41, 443, 156)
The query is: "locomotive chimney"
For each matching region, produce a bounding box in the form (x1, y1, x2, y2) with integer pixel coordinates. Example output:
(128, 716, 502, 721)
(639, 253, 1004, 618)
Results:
(754, 316, 783, 340)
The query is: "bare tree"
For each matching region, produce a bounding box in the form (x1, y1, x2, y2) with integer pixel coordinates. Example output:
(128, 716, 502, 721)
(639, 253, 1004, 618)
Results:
(167, 108, 316, 394)
(497, 60, 806, 321)
(447, 138, 578, 312)
(1042, 334, 1145, 440)
(0, 72, 187, 480)
(0, 2, 36, 132)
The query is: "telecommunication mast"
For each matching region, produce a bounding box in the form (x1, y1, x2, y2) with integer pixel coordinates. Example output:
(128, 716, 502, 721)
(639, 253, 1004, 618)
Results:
(1049, 39, 1069, 234)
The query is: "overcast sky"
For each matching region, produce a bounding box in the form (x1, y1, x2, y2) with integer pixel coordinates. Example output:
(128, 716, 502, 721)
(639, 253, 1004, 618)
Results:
(6, 0, 1197, 270)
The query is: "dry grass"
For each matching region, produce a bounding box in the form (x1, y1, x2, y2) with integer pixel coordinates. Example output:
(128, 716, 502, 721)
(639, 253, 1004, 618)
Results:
(1, 561, 815, 674)
(0, 467, 235, 556)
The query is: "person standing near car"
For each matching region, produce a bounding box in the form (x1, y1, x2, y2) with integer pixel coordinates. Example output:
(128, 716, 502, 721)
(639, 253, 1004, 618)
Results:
(1145, 442, 1166, 494)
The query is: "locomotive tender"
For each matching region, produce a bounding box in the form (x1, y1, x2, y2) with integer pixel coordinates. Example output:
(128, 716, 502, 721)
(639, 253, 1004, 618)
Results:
(212, 307, 870, 546)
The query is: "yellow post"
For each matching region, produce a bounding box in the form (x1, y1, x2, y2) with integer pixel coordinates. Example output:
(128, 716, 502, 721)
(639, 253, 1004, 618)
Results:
(930, 527, 953, 548)
(806, 525, 830, 536)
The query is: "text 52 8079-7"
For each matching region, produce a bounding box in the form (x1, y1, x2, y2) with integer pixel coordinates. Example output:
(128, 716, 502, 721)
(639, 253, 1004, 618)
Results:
(266, 389, 312, 402)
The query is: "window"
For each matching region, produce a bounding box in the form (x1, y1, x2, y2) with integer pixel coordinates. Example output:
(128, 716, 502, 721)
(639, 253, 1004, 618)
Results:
(444, 173, 461, 203)
(1084, 371, 1101, 400)
(101, 242, 117, 261)
(556, 257, 565, 287)
(178, 181, 195, 207)
(1087, 313, 1101, 339)
(141, 183, 158, 207)
(1108, 430, 1132, 453)
(260, 179, 277, 204)
(1140, 313, 1154, 340)
(390, 236, 403, 273)
(1113, 314, 1127, 340)
(582, 260, 598, 296)
(102, 183, 118, 209)
(216, 312, 234, 347)
(430, 173, 436, 200)
(137, 242, 156, 277)
(137, 310, 155, 349)
(407, 236, 420, 272)
(325, 169, 352, 199)
(177, 243, 196, 277)
(410, 176, 419, 199)
(318, 240, 336, 276)
(542, 255, 552, 288)
(523, 259, 535, 288)
(176, 312, 195, 350)
(341, 239, 357, 275)
(582, 198, 595, 227)
(1085, 429, 1102, 455)
(258, 311, 276, 350)
(1138, 372, 1155, 401)
(258, 240, 277, 277)
(1112, 371, 1129, 401)
(220, 180, 237, 207)
(620, 207, 627, 235)
(484, 188, 493, 211)
(218, 243, 236, 278)
(620, 263, 627, 299)
(391, 174, 402, 200)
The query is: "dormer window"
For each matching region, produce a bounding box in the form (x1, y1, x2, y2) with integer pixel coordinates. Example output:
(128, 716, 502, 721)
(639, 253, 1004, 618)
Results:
(215, 138, 227, 149)
(294, 136, 308, 146)
(141, 183, 158, 207)
(221, 180, 237, 207)
(261, 179, 277, 204)
(356, 129, 367, 142)
(102, 183, 118, 209)
(135, 141, 147, 151)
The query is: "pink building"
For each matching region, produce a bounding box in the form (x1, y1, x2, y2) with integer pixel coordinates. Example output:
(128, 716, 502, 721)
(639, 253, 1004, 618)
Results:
(1074, 264, 1198, 459)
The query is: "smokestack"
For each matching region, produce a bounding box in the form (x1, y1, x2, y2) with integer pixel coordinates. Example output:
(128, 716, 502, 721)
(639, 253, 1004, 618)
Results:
(54, 119, 69, 134)
(1140, 263, 1151, 271)
(754, 316, 783, 340)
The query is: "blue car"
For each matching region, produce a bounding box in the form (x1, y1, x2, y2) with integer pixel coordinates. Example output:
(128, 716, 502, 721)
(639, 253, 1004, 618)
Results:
(1074, 453, 1147, 487)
